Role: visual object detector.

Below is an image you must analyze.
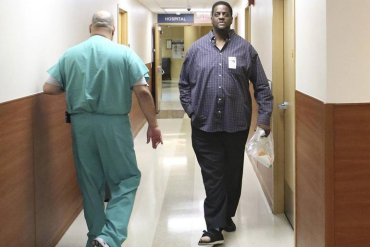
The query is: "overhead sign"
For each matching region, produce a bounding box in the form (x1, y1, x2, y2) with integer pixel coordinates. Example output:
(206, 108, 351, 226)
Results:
(158, 14, 194, 23)
(195, 12, 211, 23)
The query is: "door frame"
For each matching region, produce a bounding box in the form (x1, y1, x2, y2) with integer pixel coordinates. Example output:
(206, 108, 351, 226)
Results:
(245, 6, 251, 42)
(117, 7, 128, 46)
(272, 0, 296, 241)
(153, 23, 212, 113)
(283, 0, 296, 230)
(272, 0, 285, 215)
(154, 23, 161, 113)
(234, 15, 239, 34)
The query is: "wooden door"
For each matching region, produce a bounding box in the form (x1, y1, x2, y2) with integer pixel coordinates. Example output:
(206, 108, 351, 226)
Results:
(245, 7, 251, 42)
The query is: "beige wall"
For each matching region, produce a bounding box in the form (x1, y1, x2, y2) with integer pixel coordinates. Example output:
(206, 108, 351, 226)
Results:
(200, 26, 213, 37)
(0, 0, 154, 103)
(184, 26, 201, 55)
(251, 0, 273, 80)
(161, 26, 184, 80)
(326, 0, 370, 103)
(231, 1, 245, 37)
(233, 0, 273, 80)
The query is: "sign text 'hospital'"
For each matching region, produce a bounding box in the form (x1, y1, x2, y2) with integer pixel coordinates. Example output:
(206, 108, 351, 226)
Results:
(158, 14, 194, 23)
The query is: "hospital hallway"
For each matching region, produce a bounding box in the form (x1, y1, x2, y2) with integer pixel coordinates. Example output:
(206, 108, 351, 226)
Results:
(56, 83, 294, 247)
(2, 1, 370, 246)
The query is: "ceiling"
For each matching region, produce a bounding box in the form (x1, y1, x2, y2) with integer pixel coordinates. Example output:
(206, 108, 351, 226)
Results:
(137, 0, 237, 14)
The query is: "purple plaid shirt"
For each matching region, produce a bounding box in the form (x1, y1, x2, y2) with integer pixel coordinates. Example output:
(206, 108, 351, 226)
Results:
(179, 30, 273, 133)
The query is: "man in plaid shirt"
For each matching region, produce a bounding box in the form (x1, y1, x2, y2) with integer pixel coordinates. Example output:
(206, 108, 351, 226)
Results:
(179, 1, 273, 245)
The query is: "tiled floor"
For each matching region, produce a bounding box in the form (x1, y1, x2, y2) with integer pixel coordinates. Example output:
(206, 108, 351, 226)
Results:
(160, 81, 183, 111)
(56, 84, 294, 247)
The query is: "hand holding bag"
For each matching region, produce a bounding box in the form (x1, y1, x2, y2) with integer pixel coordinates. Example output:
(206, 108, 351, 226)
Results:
(246, 126, 274, 167)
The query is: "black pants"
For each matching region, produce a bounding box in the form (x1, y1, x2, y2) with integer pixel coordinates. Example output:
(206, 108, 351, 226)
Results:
(191, 125, 249, 230)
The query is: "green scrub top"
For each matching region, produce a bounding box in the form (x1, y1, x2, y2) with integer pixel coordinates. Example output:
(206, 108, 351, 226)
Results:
(47, 35, 149, 115)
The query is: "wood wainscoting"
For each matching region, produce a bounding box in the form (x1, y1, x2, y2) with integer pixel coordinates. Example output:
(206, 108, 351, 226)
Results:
(33, 94, 82, 247)
(296, 91, 327, 247)
(296, 91, 370, 247)
(0, 94, 81, 247)
(334, 104, 370, 247)
(0, 96, 36, 246)
(0, 63, 153, 247)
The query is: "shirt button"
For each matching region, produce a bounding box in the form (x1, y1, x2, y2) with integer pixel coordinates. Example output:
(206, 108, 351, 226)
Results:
(219, 74, 222, 77)
(218, 111, 221, 113)
(220, 53, 222, 55)
(218, 98, 222, 101)
(219, 63, 222, 66)
(219, 86, 222, 88)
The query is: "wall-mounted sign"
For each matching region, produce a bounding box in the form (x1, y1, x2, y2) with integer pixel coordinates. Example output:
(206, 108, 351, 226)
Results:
(172, 40, 184, 59)
(158, 14, 194, 23)
(166, 39, 172, 50)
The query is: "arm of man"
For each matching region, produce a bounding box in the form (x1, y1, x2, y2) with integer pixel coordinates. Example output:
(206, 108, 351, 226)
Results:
(249, 47, 274, 136)
(178, 48, 194, 117)
(43, 83, 64, 95)
(133, 85, 163, 149)
(43, 75, 64, 95)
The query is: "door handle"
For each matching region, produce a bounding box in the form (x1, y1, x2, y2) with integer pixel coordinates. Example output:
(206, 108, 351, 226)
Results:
(157, 66, 165, 75)
(278, 102, 288, 110)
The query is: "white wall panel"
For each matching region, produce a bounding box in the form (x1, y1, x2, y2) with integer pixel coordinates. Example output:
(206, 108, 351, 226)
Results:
(296, 0, 327, 102)
(0, 0, 154, 103)
(326, 0, 370, 103)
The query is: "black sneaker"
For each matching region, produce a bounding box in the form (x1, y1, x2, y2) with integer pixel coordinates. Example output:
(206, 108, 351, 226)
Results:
(198, 229, 224, 245)
(223, 218, 236, 232)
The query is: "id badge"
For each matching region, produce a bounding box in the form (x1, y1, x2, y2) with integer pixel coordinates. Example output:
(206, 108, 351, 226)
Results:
(228, 57, 237, 69)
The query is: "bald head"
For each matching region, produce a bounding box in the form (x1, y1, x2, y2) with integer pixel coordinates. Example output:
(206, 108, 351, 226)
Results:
(90, 11, 115, 39)
(92, 11, 114, 29)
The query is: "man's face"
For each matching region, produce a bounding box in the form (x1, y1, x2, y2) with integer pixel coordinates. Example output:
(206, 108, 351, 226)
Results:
(211, 5, 233, 31)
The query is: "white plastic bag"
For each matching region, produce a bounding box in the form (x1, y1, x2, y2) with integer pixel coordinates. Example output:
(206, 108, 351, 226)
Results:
(246, 127, 274, 167)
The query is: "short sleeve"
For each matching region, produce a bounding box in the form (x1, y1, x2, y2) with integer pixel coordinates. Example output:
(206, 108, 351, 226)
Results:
(127, 50, 149, 87)
(132, 76, 149, 87)
(47, 56, 65, 89)
(46, 75, 62, 87)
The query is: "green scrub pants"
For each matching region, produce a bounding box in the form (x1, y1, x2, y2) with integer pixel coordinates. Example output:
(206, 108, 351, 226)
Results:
(71, 113, 141, 247)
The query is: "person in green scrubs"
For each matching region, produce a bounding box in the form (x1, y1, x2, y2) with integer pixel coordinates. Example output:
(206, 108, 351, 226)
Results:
(43, 11, 162, 247)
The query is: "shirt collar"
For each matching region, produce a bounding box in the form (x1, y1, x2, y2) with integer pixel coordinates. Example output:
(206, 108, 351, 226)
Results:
(209, 29, 236, 44)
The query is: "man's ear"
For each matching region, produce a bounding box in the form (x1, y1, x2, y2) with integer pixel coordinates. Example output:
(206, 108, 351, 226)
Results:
(89, 24, 92, 33)
(112, 26, 116, 36)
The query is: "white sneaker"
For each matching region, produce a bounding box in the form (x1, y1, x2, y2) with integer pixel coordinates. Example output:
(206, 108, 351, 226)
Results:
(91, 237, 110, 247)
